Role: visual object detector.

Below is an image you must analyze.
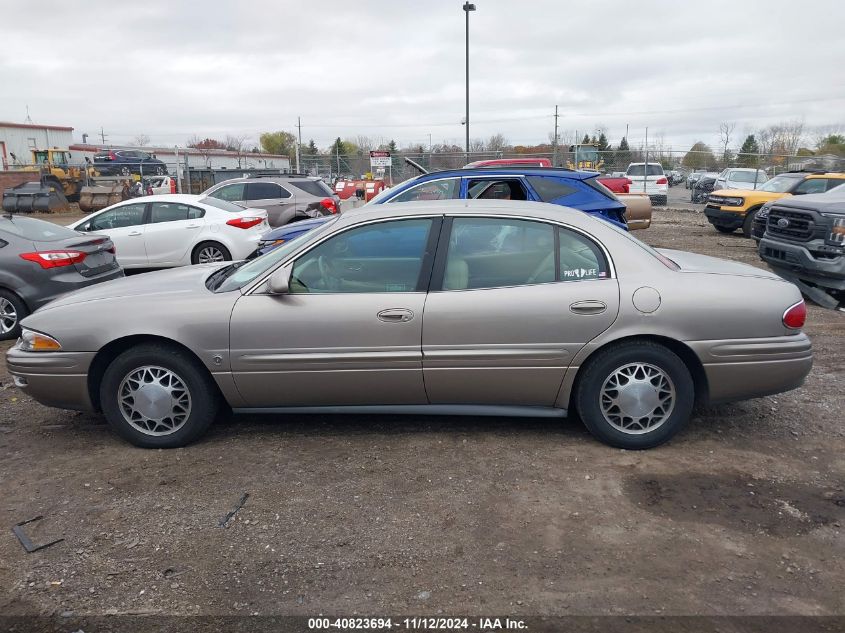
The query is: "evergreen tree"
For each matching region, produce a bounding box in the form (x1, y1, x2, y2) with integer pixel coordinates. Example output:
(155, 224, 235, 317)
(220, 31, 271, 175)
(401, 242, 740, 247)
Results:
(737, 134, 761, 167)
(387, 139, 397, 152)
(581, 133, 591, 144)
(597, 132, 610, 151)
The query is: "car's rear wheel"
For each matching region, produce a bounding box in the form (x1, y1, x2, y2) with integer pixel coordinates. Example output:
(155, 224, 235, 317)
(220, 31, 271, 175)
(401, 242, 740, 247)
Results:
(575, 341, 694, 449)
(155, 166, 166, 176)
(0, 290, 28, 341)
(119, 166, 131, 176)
(714, 225, 735, 234)
(191, 242, 231, 265)
(100, 343, 219, 448)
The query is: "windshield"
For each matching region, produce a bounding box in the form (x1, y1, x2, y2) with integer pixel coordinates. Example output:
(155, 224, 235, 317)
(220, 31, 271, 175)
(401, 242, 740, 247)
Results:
(626, 164, 664, 176)
(575, 147, 598, 162)
(730, 171, 767, 183)
(0, 216, 81, 241)
(757, 175, 800, 193)
(199, 197, 247, 212)
(212, 216, 339, 292)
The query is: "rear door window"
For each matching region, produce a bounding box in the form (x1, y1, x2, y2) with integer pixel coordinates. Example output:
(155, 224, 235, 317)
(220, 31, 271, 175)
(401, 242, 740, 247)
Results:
(246, 182, 290, 200)
(290, 180, 333, 197)
(150, 202, 204, 223)
(793, 179, 828, 195)
(467, 179, 529, 201)
(627, 164, 664, 176)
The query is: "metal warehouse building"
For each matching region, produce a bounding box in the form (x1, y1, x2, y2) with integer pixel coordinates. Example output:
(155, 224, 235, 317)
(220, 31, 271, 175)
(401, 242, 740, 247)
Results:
(0, 121, 75, 170)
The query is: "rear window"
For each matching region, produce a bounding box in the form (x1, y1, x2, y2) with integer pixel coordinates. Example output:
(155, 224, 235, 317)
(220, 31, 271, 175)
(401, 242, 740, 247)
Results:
(198, 197, 247, 212)
(627, 164, 664, 176)
(290, 179, 333, 197)
(583, 178, 620, 201)
(730, 171, 766, 183)
(0, 216, 81, 242)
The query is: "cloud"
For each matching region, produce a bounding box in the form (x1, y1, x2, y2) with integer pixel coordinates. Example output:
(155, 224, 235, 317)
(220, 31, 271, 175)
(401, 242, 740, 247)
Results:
(1, 0, 843, 152)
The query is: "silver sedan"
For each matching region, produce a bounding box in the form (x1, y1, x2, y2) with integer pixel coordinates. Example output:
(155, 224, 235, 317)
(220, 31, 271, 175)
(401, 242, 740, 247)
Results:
(7, 200, 812, 449)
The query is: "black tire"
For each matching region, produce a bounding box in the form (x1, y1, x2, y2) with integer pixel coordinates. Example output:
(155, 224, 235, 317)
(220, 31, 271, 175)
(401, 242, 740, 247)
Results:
(155, 166, 166, 176)
(742, 208, 759, 238)
(191, 241, 231, 265)
(119, 166, 131, 176)
(100, 343, 220, 448)
(575, 341, 694, 449)
(655, 195, 668, 206)
(714, 225, 735, 234)
(0, 289, 28, 341)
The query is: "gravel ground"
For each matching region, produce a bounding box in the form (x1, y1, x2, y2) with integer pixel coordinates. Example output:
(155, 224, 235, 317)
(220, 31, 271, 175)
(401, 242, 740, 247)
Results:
(0, 208, 842, 623)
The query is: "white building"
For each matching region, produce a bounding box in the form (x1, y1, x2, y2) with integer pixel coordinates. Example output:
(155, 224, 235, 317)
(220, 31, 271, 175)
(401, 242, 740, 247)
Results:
(67, 143, 291, 172)
(0, 121, 75, 170)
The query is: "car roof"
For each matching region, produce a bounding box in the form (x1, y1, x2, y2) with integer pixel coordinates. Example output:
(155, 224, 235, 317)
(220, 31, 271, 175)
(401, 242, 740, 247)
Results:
(344, 198, 598, 228)
(410, 167, 598, 181)
(211, 174, 321, 185)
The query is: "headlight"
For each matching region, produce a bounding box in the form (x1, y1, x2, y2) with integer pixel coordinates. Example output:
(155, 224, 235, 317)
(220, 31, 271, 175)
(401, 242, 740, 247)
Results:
(823, 215, 845, 244)
(19, 329, 62, 352)
(722, 196, 744, 206)
(757, 203, 771, 219)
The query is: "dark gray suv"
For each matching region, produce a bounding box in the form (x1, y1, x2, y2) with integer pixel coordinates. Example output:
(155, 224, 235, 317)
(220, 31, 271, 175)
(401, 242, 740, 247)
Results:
(0, 214, 123, 339)
(203, 175, 341, 227)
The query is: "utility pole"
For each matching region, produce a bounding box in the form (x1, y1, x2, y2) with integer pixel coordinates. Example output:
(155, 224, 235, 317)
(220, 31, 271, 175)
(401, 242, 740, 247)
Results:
(336, 140, 341, 177)
(295, 116, 302, 173)
(99, 127, 108, 145)
(552, 105, 559, 166)
(644, 126, 649, 197)
(463, 2, 476, 164)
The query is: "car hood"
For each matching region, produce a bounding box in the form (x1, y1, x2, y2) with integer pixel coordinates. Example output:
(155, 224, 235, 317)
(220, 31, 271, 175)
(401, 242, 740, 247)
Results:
(766, 191, 845, 212)
(35, 263, 225, 312)
(710, 188, 781, 199)
(657, 248, 785, 281)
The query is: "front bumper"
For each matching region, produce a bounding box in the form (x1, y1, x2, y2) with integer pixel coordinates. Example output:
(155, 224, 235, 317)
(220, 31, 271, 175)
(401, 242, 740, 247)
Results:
(687, 333, 813, 404)
(704, 205, 746, 230)
(5, 346, 96, 412)
(759, 237, 845, 291)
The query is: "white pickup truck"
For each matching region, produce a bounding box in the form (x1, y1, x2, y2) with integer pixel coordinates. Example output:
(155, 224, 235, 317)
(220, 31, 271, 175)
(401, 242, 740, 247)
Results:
(625, 162, 668, 206)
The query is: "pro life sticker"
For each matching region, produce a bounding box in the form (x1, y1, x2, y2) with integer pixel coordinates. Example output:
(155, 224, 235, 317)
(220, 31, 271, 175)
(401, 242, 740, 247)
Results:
(561, 267, 598, 279)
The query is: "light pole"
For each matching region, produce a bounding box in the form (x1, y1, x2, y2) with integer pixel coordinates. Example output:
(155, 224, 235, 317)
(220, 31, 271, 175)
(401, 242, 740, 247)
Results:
(463, 1, 476, 163)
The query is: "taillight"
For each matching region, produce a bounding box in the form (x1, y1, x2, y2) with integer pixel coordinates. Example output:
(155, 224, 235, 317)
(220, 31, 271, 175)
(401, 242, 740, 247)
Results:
(20, 250, 86, 269)
(319, 198, 338, 214)
(108, 151, 117, 161)
(106, 245, 116, 254)
(226, 216, 264, 229)
(782, 300, 807, 329)
(170, 178, 177, 194)
(656, 177, 668, 185)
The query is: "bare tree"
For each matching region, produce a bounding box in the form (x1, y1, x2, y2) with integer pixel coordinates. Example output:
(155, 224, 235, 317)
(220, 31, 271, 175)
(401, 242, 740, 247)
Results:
(719, 122, 736, 164)
(133, 134, 150, 147)
(487, 133, 510, 153)
(469, 138, 486, 153)
(225, 134, 250, 167)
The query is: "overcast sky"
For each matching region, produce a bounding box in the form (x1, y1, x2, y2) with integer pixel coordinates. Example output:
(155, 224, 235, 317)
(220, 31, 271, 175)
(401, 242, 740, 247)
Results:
(2, 0, 843, 153)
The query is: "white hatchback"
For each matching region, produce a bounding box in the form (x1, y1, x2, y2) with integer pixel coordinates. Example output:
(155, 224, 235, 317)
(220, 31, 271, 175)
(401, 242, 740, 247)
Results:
(625, 162, 668, 205)
(67, 194, 268, 269)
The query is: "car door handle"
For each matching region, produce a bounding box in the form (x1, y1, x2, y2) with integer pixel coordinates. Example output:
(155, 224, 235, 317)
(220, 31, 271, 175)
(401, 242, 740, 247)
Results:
(185, 224, 201, 229)
(570, 300, 607, 315)
(377, 308, 414, 323)
(128, 231, 142, 236)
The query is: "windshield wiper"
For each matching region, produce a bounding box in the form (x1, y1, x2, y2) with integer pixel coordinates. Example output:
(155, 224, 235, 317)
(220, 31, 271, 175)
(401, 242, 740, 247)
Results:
(206, 262, 243, 291)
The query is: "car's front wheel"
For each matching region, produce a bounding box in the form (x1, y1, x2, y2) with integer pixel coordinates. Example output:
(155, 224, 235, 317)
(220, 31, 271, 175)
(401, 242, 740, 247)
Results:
(100, 343, 220, 448)
(575, 341, 694, 449)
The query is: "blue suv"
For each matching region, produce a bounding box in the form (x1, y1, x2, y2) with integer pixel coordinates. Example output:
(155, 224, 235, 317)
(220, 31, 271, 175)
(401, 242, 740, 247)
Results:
(253, 168, 628, 257)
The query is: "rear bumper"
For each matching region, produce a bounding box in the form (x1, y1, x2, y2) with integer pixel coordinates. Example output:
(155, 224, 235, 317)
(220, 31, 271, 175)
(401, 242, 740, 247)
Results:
(687, 333, 813, 404)
(6, 346, 96, 412)
(759, 237, 845, 291)
(704, 205, 746, 229)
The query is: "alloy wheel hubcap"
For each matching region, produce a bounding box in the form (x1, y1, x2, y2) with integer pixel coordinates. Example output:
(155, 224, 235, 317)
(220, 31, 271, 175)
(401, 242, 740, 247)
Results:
(600, 362, 675, 434)
(198, 247, 224, 263)
(0, 298, 17, 334)
(118, 366, 191, 436)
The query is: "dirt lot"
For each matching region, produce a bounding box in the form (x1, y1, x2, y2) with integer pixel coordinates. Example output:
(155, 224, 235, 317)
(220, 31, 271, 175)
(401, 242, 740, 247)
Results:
(0, 208, 843, 624)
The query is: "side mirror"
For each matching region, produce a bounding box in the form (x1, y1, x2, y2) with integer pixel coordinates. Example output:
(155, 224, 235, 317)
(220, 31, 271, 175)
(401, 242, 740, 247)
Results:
(267, 264, 292, 295)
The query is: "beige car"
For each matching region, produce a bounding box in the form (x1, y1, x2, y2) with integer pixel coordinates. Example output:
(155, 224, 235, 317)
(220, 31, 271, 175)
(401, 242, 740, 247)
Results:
(7, 200, 811, 450)
(617, 193, 652, 230)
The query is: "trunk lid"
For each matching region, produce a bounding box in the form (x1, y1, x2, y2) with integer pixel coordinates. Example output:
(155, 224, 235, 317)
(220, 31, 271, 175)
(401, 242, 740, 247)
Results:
(657, 248, 785, 281)
(34, 233, 120, 278)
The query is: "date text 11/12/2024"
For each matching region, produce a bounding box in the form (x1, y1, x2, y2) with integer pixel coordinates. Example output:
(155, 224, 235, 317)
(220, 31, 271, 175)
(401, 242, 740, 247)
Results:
(307, 617, 528, 630)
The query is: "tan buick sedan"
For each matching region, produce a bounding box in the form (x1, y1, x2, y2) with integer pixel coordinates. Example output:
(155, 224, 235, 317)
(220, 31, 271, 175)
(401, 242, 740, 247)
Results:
(7, 200, 812, 449)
